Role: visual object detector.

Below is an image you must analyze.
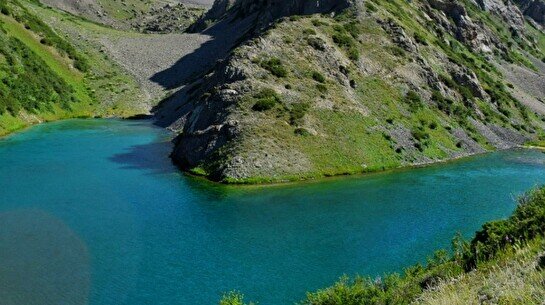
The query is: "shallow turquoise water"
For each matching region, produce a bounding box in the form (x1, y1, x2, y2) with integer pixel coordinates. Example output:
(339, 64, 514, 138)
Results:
(1, 119, 545, 305)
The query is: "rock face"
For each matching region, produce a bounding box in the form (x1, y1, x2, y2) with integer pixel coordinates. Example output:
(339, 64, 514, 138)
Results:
(515, 0, 545, 26)
(475, 0, 526, 33)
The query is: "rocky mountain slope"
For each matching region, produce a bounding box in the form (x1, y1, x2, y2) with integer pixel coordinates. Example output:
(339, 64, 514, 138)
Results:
(155, 0, 545, 183)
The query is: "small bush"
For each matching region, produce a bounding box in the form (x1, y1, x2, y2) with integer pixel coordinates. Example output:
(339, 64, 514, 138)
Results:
(404, 90, 423, 112)
(413, 32, 428, 45)
(347, 47, 360, 61)
(260, 58, 288, 78)
(290, 103, 309, 125)
(40, 38, 51, 46)
(252, 88, 281, 111)
(332, 33, 354, 48)
(308, 37, 326, 51)
(312, 71, 325, 83)
(412, 128, 430, 142)
(316, 84, 328, 94)
(294, 127, 311, 136)
(432, 90, 455, 115)
(1, 5, 10, 15)
(303, 28, 316, 35)
(312, 19, 325, 27)
(219, 291, 253, 305)
(388, 46, 406, 58)
(343, 21, 361, 38)
(439, 74, 457, 89)
(365, 2, 377, 12)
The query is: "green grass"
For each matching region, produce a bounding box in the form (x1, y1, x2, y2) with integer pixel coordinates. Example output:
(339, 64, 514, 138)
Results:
(0, 13, 91, 103)
(0, 0, 147, 136)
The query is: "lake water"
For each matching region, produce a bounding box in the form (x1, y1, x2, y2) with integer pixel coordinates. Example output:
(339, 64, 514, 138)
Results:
(1, 119, 545, 305)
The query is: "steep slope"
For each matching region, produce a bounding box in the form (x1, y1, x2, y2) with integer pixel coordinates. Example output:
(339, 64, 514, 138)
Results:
(158, 0, 545, 183)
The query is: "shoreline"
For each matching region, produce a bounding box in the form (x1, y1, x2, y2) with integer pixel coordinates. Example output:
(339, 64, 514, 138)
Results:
(181, 146, 539, 188)
(2, 117, 542, 188)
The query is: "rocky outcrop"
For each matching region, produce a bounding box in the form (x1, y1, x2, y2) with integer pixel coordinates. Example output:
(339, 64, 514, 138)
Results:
(475, 0, 526, 33)
(427, 0, 495, 51)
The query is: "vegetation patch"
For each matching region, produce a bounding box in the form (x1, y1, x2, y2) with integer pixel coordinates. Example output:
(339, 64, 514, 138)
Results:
(252, 88, 282, 111)
(260, 57, 288, 78)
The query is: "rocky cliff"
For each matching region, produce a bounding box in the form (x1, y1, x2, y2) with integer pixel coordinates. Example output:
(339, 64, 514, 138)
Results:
(158, 0, 545, 183)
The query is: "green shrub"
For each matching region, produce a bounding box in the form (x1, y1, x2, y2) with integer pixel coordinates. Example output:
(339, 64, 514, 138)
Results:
(412, 128, 430, 142)
(252, 88, 281, 111)
(0, 35, 76, 115)
(404, 90, 423, 112)
(303, 28, 316, 35)
(312, 19, 325, 27)
(343, 21, 361, 38)
(294, 127, 311, 136)
(289, 15, 302, 21)
(290, 103, 309, 125)
(311, 71, 325, 83)
(1, 4, 10, 15)
(316, 84, 328, 93)
(332, 33, 355, 48)
(219, 291, 253, 305)
(365, 2, 377, 12)
(308, 37, 326, 51)
(260, 58, 288, 78)
(413, 32, 428, 45)
(439, 74, 456, 89)
(458, 85, 474, 101)
(432, 90, 454, 115)
(388, 46, 406, 58)
(347, 46, 360, 61)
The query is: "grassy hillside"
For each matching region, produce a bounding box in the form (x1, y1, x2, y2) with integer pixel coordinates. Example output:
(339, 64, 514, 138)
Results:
(0, 0, 143, 136)
(169, 0, 545, 184)
(219, 186, 545, 304)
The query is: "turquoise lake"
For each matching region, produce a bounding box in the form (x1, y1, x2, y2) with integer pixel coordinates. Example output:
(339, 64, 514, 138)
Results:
(1, 119, 545, 305)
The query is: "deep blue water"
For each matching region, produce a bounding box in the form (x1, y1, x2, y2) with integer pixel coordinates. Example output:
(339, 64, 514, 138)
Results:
(1, 119, 545, 305)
